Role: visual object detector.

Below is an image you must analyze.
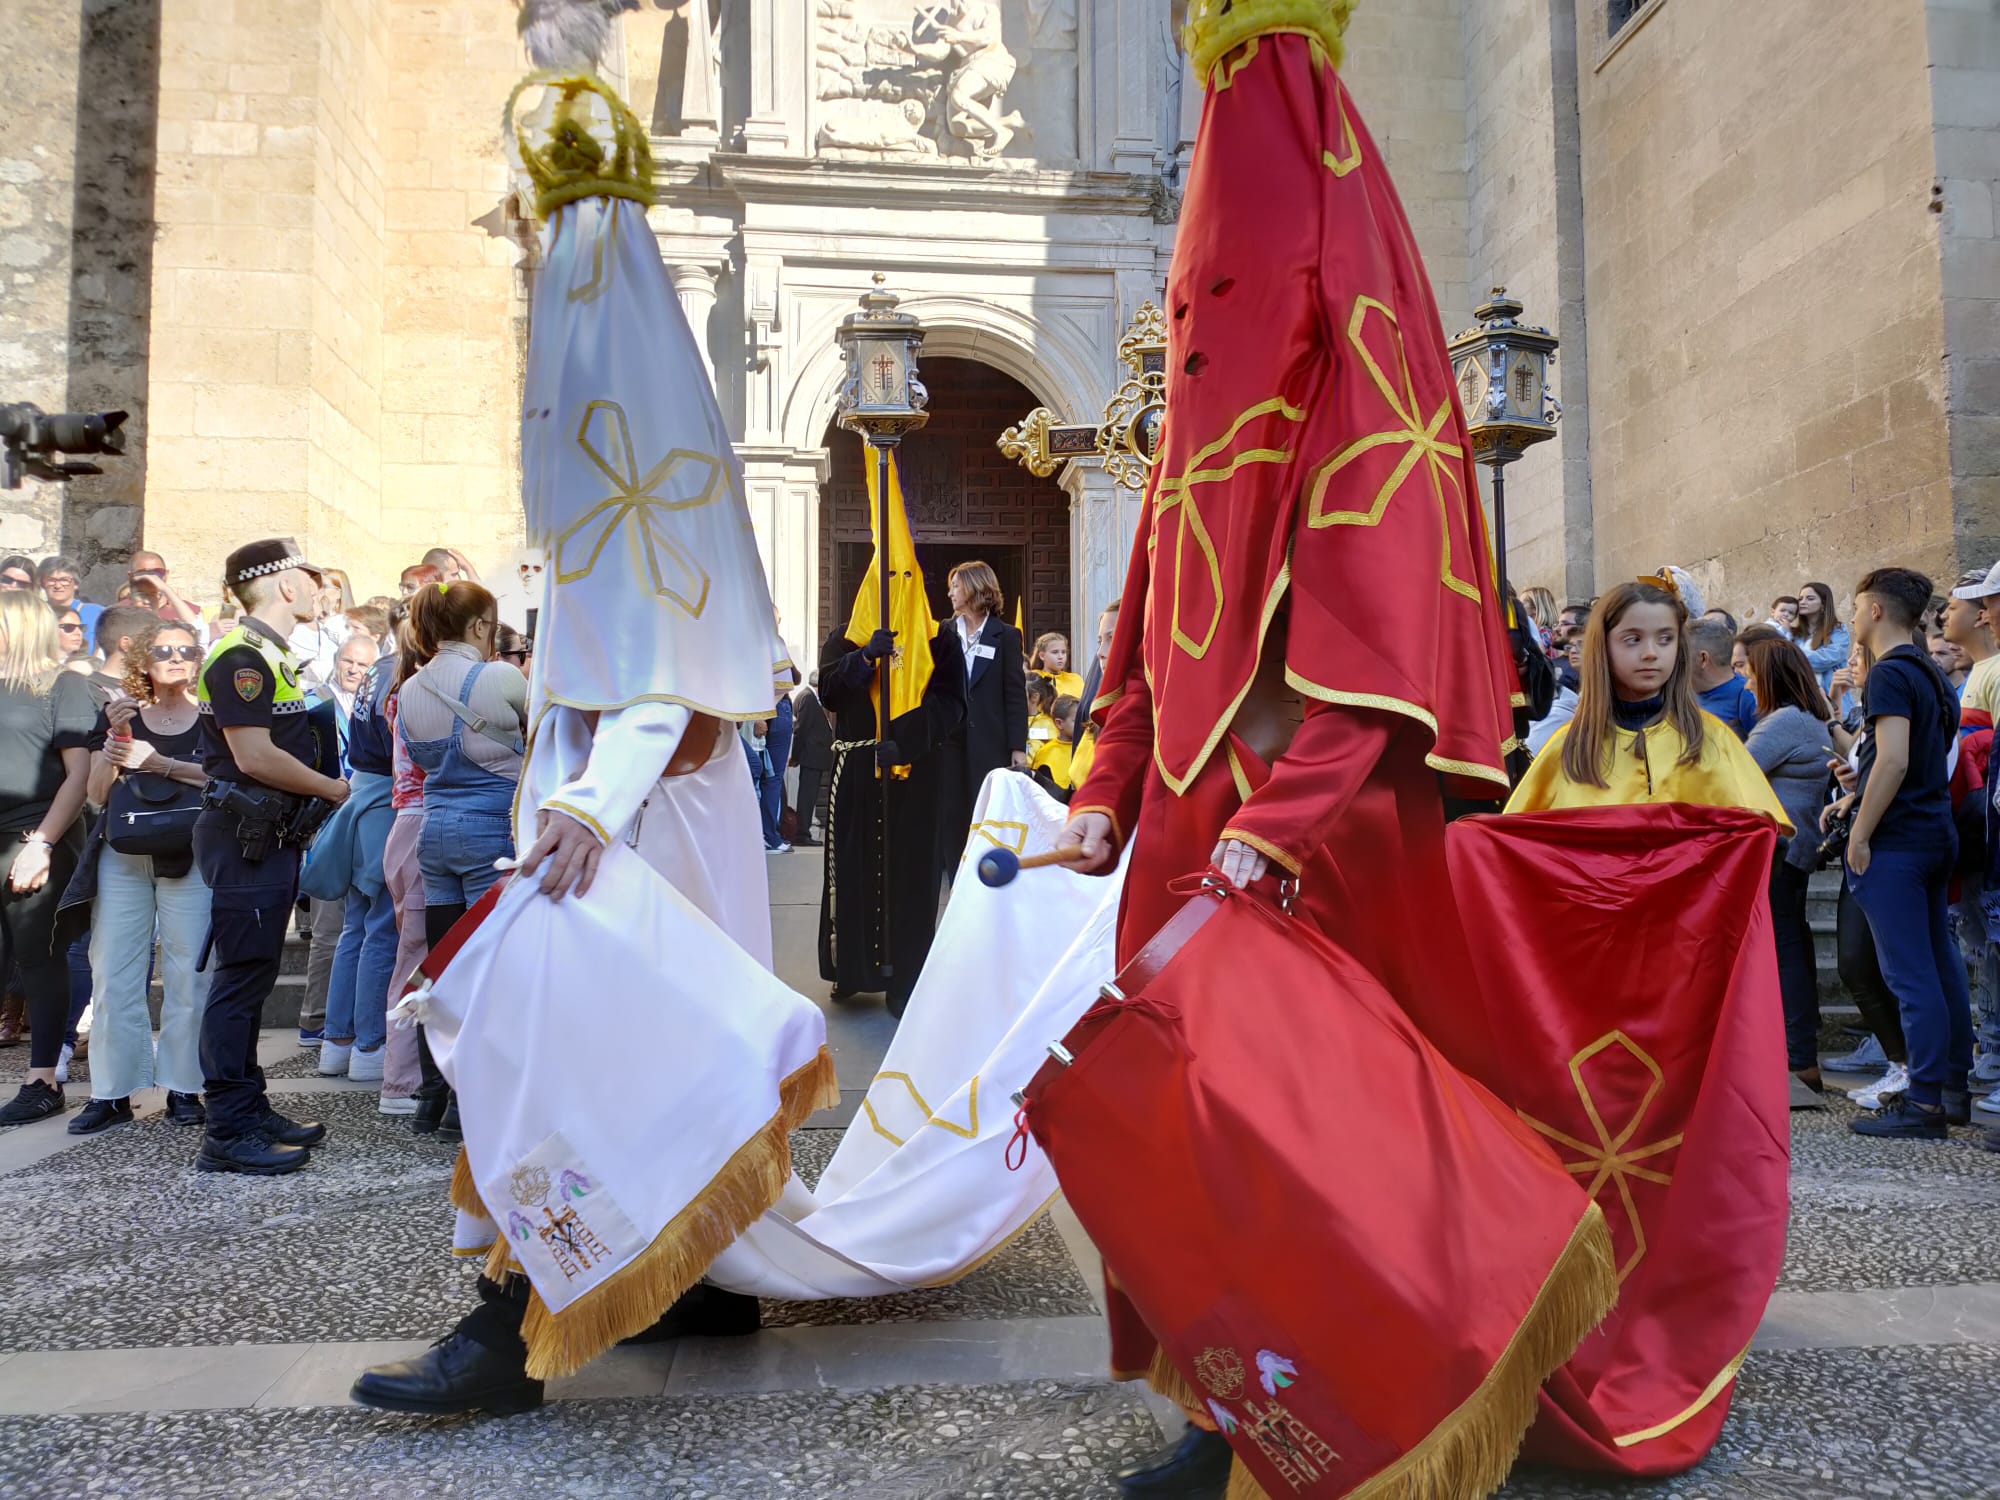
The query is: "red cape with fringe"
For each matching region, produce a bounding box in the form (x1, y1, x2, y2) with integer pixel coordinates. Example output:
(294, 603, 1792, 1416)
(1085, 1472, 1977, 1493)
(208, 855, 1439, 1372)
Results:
(1439, 805, 1791, 1472)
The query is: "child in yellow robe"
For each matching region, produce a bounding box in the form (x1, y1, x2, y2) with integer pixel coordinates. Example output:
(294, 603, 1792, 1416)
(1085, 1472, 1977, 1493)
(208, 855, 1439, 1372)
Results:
(1029, 632, 1085, 703)
(1508, 578, 1792, 832)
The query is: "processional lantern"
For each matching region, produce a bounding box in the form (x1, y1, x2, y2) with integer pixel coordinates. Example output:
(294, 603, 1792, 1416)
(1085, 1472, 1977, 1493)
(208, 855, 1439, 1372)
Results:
(833, 274, 928, 983)
(1445, 288, 1560, 600)
(835, 273, 930, 450)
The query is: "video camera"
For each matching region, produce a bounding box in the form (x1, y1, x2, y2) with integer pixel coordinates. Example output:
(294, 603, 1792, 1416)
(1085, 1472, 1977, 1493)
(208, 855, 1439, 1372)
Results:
(1, 402, 129, 489)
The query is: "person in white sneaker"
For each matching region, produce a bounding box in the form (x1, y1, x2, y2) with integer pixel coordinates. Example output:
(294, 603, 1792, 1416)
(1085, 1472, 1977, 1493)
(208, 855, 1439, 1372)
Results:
(1849, 1062, 1910, 1111)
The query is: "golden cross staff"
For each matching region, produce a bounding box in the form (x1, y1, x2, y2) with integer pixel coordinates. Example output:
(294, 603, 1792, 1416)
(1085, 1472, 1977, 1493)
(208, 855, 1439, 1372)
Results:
(998, 302, 1167, 495)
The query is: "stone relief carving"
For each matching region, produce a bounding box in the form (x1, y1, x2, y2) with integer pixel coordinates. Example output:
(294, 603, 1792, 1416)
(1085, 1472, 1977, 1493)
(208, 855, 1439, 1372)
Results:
(813, 1, 1075, 165)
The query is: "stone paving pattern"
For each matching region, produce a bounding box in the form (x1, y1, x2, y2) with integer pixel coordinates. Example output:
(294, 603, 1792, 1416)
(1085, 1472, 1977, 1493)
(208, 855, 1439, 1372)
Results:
(4, 841, 1996, 1497)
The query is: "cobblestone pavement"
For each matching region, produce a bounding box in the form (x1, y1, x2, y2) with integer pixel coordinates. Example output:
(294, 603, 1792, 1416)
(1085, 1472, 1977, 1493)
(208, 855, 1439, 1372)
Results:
(2, 850, 1995, 1498)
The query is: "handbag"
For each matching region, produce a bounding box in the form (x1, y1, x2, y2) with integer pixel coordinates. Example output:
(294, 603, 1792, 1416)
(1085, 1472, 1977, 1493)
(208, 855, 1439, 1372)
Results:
(104, 767, 201, 859)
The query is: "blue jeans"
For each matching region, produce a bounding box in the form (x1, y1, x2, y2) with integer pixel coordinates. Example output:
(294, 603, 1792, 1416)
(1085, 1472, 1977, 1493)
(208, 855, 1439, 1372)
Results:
(418, 807, 514, 907)
(1849, 841, 1975, 1104)
(324, 883, 396, 1052)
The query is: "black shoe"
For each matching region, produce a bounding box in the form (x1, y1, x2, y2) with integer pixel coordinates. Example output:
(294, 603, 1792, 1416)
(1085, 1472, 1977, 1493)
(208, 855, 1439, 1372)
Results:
(68, 1097, 133, 1135)
(350, 1329, 544, 1417)
(795, 837, 821, 848)
(1982, 1128, 2000, 1154)
(620, 1283, 761, 1345)
(436, 1093, 462, 1145)
(411, 1086, 447, 1135)
(197, 1129, 310, 1175)
(166, 1091, 206, 1127)
(1850, 1098, 1950, 1141)
(257, 1107, 327, 1147)
(1944, 1088, 1971, 1127)
(1116, 1426, 1234, 1498)
(0, 1079, 65, 1127)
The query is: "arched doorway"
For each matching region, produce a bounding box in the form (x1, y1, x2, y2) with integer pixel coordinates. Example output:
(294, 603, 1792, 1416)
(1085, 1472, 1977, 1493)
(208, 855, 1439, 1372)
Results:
(815, 357, 1071, 657)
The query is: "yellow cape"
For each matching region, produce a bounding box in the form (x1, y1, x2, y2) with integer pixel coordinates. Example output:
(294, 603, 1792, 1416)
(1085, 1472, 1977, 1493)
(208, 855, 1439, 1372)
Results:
(1506, 713, 1793, 835)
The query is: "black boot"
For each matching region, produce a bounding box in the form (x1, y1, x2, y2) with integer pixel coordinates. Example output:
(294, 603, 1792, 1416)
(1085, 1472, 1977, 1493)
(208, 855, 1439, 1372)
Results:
(620, 1282, 761, 1345)
(436, 1091, 462, 1145)
(410, 1085, 447, 1135)
(1116, 1426, 1234, 1498)
(166, 1091, 206, 1126)
(197, 1129, 309, 1175)
(351, 1278, 542, 1417)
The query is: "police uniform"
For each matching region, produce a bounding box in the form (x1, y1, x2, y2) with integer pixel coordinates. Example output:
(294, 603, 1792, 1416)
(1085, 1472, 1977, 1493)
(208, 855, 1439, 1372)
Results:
(194, 538, 334, 1170)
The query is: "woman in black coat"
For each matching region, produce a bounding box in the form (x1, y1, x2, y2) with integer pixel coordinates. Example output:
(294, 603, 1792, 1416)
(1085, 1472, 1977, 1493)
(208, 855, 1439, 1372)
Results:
(933, 561, 1027, 878)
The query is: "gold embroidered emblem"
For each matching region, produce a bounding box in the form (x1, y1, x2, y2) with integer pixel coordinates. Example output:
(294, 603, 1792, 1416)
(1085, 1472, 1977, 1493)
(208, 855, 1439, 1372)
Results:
(1242, 1395, 1342, 1490)
(1148, 398, 1305, 660)
(1194, 1346, 1245, 1400)
(509, 1163, 552, 1207)
(538, 1203, 612, 1281)
(1519, 1030, 1684, 1280)
(556, 400, 724, 617)
(1303, 296, 1480, 602)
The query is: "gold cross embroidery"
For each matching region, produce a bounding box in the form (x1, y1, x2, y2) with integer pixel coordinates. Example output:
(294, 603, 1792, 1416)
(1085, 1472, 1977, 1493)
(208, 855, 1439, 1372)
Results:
(556, 400, 723, 618)
(1149, 398, 1304, 660)
(1303, 297, 1480, 602)
(1520, 1030, 1684, 1281)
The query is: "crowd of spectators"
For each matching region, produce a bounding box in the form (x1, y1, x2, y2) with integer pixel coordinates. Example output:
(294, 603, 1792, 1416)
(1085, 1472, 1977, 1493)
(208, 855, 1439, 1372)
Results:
(1518, 565, 1999, 1146)
(0, 544, 516, 1145)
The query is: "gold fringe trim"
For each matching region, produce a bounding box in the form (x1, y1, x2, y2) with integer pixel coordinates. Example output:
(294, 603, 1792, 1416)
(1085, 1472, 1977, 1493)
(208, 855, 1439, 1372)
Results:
(1226, 1203, 1618, 1500)
(1145, 1345, 1211, 1420)
(517, 1047, 840, 1381)
(450, 1146, 487, 1218)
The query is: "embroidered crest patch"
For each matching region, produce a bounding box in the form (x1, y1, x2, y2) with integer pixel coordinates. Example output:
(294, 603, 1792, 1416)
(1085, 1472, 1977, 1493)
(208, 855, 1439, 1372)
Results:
(233, 668, 264, 702)
(279, 660, 299, 689)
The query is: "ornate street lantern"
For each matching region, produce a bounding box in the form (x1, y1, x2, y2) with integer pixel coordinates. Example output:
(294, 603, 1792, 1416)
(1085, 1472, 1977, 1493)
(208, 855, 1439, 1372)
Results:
(1446, 288, 1560, 599)
(835, 273, 930, 449)
(833, 274, 927, 980)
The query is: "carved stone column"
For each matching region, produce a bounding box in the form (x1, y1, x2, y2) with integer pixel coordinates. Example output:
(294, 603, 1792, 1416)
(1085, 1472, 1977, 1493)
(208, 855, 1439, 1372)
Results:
(737, 444, 829, 668)
(744, 0, 808, 155)
(667, 262, 720, 382)
(1065, 461, 1131, 636)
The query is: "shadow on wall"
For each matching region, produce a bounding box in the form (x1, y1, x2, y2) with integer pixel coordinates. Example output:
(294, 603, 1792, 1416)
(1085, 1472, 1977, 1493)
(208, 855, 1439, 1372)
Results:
(62, 0, 162, 597)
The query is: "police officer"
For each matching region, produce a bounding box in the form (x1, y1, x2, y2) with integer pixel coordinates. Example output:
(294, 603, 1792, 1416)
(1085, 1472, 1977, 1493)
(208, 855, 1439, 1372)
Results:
(194, 539, 348, 1175)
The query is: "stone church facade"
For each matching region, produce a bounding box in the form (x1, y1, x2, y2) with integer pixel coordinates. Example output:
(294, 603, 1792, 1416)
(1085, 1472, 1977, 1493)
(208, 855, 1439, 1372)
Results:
(5, 0, 1996, 666)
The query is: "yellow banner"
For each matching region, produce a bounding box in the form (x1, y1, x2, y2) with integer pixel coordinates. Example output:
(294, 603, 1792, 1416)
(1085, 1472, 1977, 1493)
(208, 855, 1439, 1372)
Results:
(844, 450, 934, 774)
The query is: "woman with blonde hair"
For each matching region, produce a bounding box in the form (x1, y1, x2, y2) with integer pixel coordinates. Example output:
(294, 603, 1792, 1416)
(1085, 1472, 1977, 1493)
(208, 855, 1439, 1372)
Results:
(68, 619, 211, 1132)
(0, 592, 97, 1124)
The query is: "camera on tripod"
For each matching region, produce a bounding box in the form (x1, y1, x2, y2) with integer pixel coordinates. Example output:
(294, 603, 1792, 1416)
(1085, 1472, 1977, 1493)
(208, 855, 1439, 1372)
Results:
(0, 402, 129, 489)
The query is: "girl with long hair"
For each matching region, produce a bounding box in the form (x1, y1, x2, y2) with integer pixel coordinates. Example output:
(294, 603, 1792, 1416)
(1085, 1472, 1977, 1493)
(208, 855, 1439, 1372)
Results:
(1792, 581, 1851, 696)
(1508, 579, 1788, 823)
(70, 620, 212, 1132)
(1028, 631, 1084, 701)
(1741, 632, 1838, 1090)
(0, 592, 96, 1125)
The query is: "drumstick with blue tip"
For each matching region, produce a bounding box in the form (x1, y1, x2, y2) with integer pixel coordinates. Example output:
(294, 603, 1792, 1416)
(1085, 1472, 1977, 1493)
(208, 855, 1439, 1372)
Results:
(976, 844, 1089, 888)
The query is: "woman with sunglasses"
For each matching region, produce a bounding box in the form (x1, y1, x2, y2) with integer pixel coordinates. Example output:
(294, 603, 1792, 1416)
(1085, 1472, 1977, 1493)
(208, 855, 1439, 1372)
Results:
(0, 557, 35, 593)
(67, 622, 211, 1132)
(55, 610, 91, 673)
